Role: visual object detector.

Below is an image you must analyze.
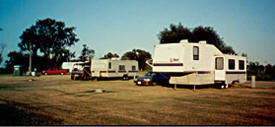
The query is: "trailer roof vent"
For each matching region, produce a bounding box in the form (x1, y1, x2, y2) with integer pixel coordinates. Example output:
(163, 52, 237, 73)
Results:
(180, 39, 189, 43)
(199, 40, 207, 44)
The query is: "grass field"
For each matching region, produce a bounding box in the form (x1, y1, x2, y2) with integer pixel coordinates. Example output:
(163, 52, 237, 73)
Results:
(0, 75, 275, 125)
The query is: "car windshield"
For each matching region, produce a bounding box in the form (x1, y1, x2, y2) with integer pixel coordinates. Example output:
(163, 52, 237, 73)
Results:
(145, 72, 157, 77)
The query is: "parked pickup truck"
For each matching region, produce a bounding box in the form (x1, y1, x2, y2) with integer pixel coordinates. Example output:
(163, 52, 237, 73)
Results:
(42, 67, 67, 75)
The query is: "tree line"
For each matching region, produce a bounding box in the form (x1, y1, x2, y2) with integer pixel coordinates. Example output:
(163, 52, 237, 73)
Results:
(0, 18, 152, 72)
(0, 19, 274, 81)
(158, 23, 236, 54)
(247, 62, 275, 81)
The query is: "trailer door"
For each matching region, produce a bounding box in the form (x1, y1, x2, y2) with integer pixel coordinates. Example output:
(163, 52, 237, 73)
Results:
(215, 57, 225, 81)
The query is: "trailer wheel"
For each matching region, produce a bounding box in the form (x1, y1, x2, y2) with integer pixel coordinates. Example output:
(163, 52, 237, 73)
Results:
(60, 72, 64, 75)
(44, 73, 48, 75)
(122, 75, 129, 80)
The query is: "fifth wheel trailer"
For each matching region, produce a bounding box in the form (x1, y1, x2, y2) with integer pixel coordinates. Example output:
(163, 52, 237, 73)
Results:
(147, 39, 247, 88)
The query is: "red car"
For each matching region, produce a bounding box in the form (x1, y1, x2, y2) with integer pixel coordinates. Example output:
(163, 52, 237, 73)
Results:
(42, 67, 67, 75)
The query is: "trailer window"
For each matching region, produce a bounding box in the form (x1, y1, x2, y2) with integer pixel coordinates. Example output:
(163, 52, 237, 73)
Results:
(108, 62, 111, 69)
(193, 46, 199, 60)
(119, 65, 125, 71)
(239, 60, 244, 70)
(228, 59, 235, 70)
(132, 66, 136, 71)
(215, 57, 224, 70)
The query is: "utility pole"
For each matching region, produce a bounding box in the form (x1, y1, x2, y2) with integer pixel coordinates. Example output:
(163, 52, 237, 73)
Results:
(28, 44, 32, 76)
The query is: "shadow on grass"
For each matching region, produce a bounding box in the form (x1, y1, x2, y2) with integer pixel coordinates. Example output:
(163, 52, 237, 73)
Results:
(0, 101, 63, 125)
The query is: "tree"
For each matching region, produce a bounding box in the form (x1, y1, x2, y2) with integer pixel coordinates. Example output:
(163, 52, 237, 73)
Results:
(18, 18, 79, 68)
(5, 51, 29, 72)
(247, 62, 275, 81)
(79, 44, 95, 62)
(100, 52, 119, 59)
(158, 23, 192, 44)
(0, 27, 5, 64)
(218, 45, 236, 54)
(121, 49, 151, 71)
(158, 23, 236, 54)
(0, 43, 6, 64)
(192, 26, 224, 48)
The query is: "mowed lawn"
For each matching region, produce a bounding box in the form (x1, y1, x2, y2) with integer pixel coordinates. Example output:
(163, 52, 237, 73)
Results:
(0, 75, 275, 125)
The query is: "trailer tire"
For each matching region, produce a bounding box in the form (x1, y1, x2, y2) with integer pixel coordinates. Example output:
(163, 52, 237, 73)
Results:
(122, 75, 129, 80)
(60, 72, 64, 75)
(220, 84, 225, 89)
(44, 73, 48, 75)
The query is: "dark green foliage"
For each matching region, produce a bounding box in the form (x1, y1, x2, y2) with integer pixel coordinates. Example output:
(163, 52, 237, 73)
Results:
(121, 49, 151, 71)
(4, 51, 51, 72)
(100, 52, 119, 59)
(192, 26, 224, 47)
(247, 62, 275, 81)
(17, 18, 79, 68)
(158, 23, 192, 44)
(158, 23, 236, 54)
(5, 51, 28, 73)
(79, 44, 95, 62)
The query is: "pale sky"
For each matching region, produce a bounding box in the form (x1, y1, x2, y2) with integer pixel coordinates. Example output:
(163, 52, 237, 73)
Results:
(0, 0, 274, 66)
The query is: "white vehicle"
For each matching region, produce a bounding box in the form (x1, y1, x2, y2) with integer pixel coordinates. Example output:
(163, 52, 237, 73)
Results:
(71, 61, 91, 80)
(62, 62, 84, 73)
(147, 39, 247, 89)
(91, 59, 139, 80)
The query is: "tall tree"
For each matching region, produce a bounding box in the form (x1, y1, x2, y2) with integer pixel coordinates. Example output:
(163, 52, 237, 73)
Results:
(0, 28, 5, 64)
(0, 43, 6, 64)
(79, 44, 95, 62)
(158, 23, 192, 44)
(18, 18, 79, 68)
(100, 52, 119, 59)
(121, 49, 151, 71)
(158, 23, 236, 54)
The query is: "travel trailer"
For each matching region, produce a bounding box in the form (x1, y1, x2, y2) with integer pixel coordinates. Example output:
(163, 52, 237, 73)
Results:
(62, 62, 84, 73)
(147, 39, 247, 89)
(71, 61, 91, 80)
(91, 59, 139, 80)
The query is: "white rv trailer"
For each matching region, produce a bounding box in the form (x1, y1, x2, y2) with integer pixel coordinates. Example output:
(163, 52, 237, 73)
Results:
(91, 59, 139, 79)
(148, 39, 247, 88)
(62, 62, 84, 72)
